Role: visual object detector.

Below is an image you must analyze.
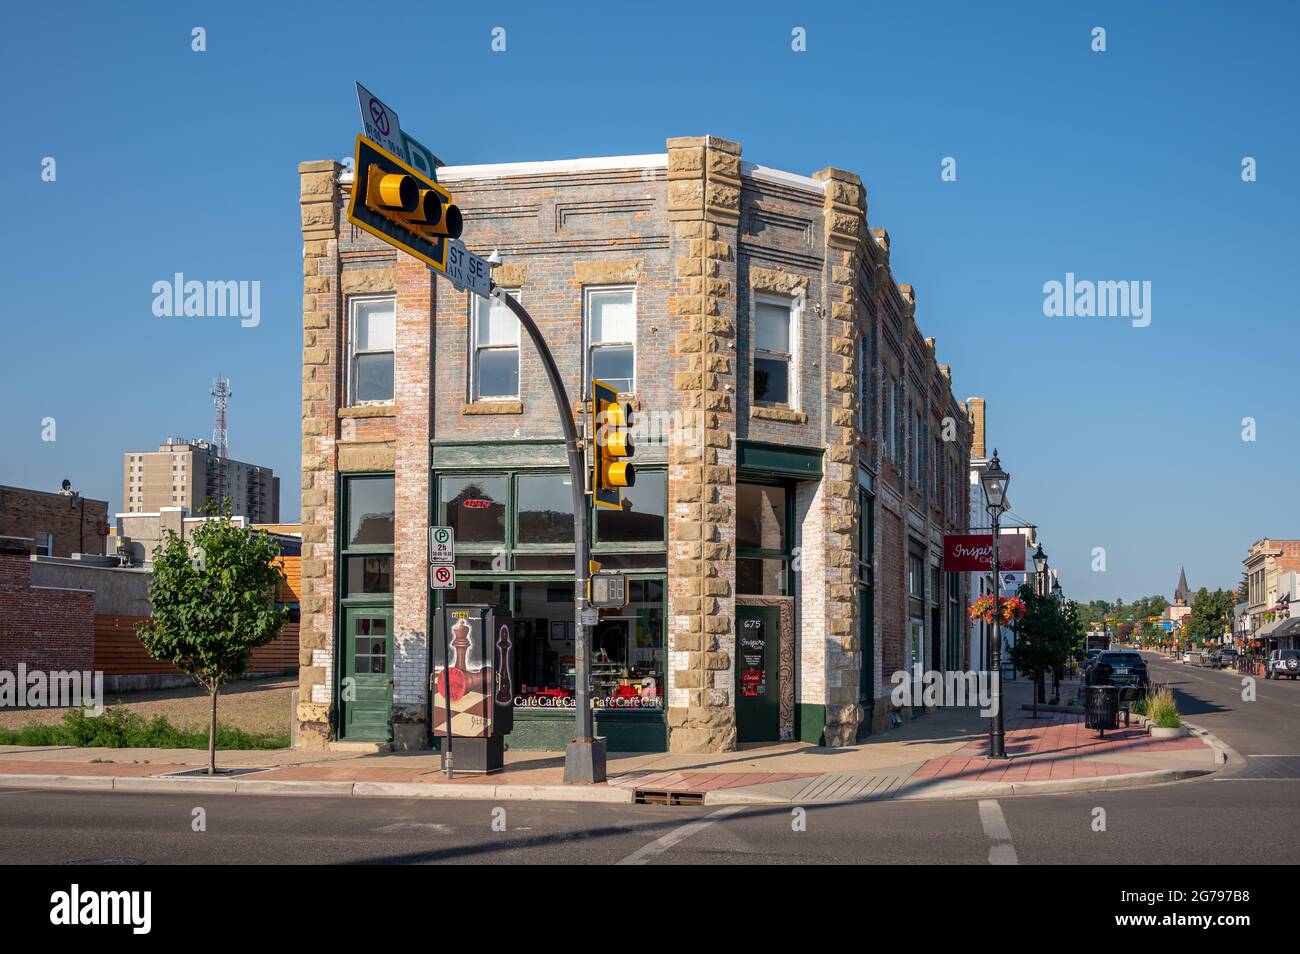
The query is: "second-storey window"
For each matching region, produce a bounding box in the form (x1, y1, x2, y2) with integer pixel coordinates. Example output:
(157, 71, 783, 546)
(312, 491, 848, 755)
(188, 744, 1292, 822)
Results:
(585, 287, 636, 395)
(348, 296, 395, 404)
(472, 290, 520, 400)
(754, 295, 797, 407)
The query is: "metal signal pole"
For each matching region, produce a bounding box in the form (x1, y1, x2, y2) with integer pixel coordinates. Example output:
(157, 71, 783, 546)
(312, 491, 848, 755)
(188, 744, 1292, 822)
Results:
(491, 287, 604, 783)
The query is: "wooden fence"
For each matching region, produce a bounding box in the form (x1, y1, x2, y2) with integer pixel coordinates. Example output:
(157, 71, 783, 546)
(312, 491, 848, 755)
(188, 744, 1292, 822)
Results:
(93, 615, 299, 676)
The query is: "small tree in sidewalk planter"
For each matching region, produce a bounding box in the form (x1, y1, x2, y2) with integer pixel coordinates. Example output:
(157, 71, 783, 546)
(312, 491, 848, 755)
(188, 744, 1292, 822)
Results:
(1007, 585, 1083, 714)
(136, 498, 288, 775)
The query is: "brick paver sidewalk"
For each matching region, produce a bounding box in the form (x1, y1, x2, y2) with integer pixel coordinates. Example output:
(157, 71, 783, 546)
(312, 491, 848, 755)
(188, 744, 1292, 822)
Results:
(912, 713, 1204, 784)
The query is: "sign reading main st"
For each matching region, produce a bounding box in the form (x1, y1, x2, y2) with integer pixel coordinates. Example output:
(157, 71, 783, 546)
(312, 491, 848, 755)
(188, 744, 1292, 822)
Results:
(346, 134, 463, 273)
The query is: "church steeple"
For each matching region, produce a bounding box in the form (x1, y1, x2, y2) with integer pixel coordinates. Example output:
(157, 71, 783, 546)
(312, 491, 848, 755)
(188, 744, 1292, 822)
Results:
(1175, 566, 1191, 605)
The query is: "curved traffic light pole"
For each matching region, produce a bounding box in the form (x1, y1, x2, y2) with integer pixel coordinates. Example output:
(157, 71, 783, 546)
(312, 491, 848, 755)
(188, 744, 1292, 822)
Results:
(491, 285, 604, 783)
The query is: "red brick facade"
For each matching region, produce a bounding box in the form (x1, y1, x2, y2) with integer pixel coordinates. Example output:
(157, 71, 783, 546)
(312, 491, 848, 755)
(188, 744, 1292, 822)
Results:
(0, 485, 108, 558)
(0, 537, 94, 675)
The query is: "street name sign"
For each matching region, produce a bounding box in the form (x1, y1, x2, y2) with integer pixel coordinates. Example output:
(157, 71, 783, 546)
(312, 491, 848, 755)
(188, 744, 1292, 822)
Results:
(444, 240, 493, 299)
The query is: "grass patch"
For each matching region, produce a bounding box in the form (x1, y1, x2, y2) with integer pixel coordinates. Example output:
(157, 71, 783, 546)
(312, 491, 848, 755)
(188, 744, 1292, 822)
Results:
(1144, 685, 1181, 729)
(0, 705, 288, 749)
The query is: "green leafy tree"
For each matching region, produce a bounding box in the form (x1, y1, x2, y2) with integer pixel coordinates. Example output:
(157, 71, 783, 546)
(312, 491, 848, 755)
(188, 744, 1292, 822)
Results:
(1185, 586, 1235, 647)
(137, 499, 288, 774)
(1008, 586, 1081, 707)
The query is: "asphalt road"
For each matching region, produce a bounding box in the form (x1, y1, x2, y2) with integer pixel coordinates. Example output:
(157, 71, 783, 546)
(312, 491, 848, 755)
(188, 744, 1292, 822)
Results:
(0, 774, 1294, 865)
(0, 652, 1292, 866)
(1143, 651, 1300, 775)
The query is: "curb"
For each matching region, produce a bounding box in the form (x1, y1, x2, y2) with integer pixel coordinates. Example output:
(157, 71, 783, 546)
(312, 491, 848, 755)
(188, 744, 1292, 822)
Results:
(700, 767, 1215, 805)
(0, 773, 636, 804)
(1182, 719, 1238, 769)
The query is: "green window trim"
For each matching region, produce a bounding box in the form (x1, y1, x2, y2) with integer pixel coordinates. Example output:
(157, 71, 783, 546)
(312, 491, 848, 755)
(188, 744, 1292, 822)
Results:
(339, 473, 395, 606)
(434, 467, 668, 568)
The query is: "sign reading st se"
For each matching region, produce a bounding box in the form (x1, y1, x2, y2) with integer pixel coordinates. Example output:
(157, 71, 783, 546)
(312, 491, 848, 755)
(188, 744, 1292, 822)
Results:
(444, 240, 493, 299)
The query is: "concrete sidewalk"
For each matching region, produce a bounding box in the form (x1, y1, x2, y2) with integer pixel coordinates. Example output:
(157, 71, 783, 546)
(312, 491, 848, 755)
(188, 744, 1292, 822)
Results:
(0, 677, 1222, 805)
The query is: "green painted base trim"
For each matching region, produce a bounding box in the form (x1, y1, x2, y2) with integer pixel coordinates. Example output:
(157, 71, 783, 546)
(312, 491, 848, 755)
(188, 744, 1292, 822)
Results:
(797, 703, 826, 745)
(504, 711, 667, 753)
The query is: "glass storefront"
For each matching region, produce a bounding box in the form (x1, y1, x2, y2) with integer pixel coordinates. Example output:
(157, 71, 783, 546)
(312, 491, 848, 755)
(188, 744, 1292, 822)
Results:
(434, 466, 667, 731)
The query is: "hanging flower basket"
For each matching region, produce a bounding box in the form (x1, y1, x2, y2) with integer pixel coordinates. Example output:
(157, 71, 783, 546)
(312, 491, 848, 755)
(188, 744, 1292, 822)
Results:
(968, 595, 1027, 625)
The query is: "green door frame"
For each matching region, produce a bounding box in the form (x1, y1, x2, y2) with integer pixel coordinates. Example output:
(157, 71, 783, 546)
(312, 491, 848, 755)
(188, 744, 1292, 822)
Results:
(339, 604, 394, 741)
(336, 472, 395, 742)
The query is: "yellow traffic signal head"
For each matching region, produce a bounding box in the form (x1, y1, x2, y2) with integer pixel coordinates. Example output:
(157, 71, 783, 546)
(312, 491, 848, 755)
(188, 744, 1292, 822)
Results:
(347, 135, 463, 272)
(592, 378, 635, 509)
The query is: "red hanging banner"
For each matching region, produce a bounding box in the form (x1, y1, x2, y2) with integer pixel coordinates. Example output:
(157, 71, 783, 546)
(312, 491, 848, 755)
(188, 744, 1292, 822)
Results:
(942, 533, 1026, 572)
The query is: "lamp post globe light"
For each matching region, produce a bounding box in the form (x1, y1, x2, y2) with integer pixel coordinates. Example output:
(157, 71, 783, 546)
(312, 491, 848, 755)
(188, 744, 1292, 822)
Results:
(980, 450, 1011, 760)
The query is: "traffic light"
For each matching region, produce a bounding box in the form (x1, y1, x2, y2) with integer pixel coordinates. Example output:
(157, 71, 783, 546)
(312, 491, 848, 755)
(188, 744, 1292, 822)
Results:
(347, 134, 463, 273)
(592, 378, 635, 509)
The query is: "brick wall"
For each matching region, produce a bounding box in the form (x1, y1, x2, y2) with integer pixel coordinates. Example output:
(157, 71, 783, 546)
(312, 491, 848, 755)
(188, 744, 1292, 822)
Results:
(0, 538, 94, 676)
(0, 486, 108, 557)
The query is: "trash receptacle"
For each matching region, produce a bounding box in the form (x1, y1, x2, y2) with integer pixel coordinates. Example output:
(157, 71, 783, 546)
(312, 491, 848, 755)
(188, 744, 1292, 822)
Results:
(1085, 685, 1119, 736)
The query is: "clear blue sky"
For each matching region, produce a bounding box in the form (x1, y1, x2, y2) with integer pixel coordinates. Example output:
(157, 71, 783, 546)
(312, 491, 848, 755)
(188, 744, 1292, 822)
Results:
(2, 1, 1295, 603)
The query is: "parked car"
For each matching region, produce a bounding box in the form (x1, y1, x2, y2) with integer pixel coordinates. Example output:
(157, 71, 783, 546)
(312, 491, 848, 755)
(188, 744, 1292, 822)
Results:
(1265, 649, 1300, 680)
(1181, 651, 1194, 663)
(1208, 648, 1238, 669)
(1085, 650, 1150, 698)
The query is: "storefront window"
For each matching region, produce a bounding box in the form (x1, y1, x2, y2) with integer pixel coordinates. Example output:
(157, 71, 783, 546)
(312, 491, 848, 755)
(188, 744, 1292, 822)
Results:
(344, 556, 393, 596)
(737, 483, 787, 551)
(596, 470, 666, 543)
(514, 555, 578, 572)
(511, 580, 664, 713)
(516, 473, 576, 545)
(346, 477, 394, 547)
(738, 557, 788, 596)
(440, 476, 507, 543)
(593, 553, 667, 570)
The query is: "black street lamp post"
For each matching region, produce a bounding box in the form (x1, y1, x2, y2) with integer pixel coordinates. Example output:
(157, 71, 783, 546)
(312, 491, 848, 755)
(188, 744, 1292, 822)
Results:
(980, 449, 1011, 760)
(1032, 543, 1048, 597)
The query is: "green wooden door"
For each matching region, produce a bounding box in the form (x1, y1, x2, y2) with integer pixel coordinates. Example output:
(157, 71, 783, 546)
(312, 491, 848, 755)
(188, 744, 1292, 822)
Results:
(340, 606, 393, 741)
(736, 605, 780, 743)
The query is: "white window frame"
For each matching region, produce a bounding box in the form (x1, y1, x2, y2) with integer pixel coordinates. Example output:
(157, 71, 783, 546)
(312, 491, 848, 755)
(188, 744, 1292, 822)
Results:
(35, 531, 53, 557)
(346, 294, 396, 406)
(469, 289, 522, 401)
(752, 292, 801, 410)
(583, 285, 637, 397)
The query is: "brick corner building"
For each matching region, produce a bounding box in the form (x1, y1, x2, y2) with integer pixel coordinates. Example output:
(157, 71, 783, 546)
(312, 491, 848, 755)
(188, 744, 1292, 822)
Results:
(296, 135, 972, 753)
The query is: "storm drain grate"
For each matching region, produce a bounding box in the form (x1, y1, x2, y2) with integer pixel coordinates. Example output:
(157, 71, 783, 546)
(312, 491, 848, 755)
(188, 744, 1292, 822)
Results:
(634, 789, 705, 806)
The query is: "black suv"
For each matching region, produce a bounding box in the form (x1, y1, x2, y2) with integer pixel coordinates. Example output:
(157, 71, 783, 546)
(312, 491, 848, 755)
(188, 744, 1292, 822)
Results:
(1085, 651, 1150, 698)
(1209, 648, 1238, 670)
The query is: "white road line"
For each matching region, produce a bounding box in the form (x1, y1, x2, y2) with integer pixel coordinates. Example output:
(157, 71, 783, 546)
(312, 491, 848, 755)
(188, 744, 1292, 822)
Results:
(616, 806, 744, 865)
(978, 799, 1018, 865)
(0, 789, 36, 796)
